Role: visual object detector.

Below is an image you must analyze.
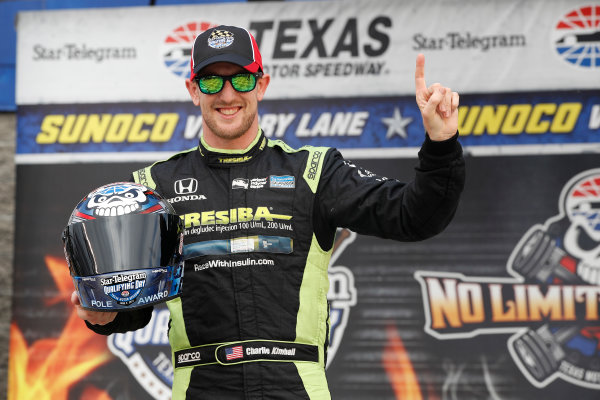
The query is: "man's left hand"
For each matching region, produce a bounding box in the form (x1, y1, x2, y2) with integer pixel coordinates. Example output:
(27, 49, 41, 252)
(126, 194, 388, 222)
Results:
(414, 53, 459, 141)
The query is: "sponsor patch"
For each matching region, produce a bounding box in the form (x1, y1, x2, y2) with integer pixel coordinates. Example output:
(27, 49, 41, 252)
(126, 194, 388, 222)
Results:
(250, 177, 267, 189)
(167, 194, 207, 204)
(225, 345, 244, 361)
(230, 237, 255, 253)
(174, 178, 198, 194)
(232, 178, 249, 189)
(306, 150, 322, 180)
(270, 175, 295, 188)
(101, 272, 146, 305)
(208, 29, 234, 49)
(232, 178, 268, 189)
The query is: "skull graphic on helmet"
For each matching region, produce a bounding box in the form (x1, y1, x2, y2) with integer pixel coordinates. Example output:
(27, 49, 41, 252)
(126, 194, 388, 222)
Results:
(86, 184, 148, 217)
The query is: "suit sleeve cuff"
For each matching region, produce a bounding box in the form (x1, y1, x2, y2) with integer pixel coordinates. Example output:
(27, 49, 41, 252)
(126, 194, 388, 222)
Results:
(423, 132, 461, 157)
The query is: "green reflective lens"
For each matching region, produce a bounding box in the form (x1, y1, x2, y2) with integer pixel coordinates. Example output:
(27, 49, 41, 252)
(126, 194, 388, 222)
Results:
(198, 76, 224, 94)
(196, 73, 259, 94)
(230, 74, 256, 92)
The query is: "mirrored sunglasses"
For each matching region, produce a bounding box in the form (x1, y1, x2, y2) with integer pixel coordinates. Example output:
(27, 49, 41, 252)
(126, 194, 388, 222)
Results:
(196, 73, 262, 94)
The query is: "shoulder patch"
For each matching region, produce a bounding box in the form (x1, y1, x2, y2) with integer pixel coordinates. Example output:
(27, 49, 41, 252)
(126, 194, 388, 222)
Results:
(133, 166, 156, 189)
(132, 146, 198, 190)
(302, 147, 328, 194)
(267, 140, 329, 193)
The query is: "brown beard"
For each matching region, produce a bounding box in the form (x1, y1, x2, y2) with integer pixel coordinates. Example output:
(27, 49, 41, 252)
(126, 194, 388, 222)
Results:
(202, 109, 255, 142)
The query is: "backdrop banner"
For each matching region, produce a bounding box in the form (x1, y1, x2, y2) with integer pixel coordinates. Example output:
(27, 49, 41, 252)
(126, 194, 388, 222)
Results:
(10, 0, 600, 399)
(15, 0, 600, 104)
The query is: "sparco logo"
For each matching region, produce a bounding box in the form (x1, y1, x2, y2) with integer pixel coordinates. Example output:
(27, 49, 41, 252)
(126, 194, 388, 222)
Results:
(178, 351, 201, 364)
(415, 168, 600, 390)
(137, 169, 149, 187)
(174, 178, 198, 194)
(307, 151, 322, 180)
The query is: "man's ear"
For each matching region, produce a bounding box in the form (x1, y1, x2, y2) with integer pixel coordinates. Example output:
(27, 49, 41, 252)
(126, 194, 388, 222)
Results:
(256, 73, 270, 102)
(185, 79, 201, 106)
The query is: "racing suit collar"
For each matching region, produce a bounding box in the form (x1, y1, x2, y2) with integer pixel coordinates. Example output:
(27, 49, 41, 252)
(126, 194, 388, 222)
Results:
(198, 129, 266, 166)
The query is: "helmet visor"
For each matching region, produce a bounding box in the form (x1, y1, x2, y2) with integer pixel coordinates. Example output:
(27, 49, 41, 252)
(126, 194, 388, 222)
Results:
(63, 213, 183, 277)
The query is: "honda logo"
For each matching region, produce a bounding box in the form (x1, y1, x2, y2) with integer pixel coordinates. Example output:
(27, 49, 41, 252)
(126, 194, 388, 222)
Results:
(174, 178, 198, 195)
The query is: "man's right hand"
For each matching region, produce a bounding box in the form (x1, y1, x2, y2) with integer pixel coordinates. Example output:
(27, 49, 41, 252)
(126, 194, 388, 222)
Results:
(71, 290, 117, 325)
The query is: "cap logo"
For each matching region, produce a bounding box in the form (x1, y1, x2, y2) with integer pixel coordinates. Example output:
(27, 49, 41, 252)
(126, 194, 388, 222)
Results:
(208, 29, 234, 49)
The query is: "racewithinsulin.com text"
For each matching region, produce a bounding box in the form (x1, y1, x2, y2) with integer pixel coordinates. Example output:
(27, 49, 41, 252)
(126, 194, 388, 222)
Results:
(194, 258, 275, 271)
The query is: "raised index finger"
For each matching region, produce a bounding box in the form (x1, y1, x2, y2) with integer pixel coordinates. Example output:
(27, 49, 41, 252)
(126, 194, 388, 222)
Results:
(415, 53, 427, 93)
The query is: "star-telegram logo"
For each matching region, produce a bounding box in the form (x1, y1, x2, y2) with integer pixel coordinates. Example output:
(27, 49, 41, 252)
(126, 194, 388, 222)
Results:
(162, 21, 218, 79)
(552, 5, 600, 69)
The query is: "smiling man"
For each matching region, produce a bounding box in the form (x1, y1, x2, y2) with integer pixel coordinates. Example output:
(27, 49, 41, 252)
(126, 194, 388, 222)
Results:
(187, 61, 268, 148)
(72, 25, 465, 400)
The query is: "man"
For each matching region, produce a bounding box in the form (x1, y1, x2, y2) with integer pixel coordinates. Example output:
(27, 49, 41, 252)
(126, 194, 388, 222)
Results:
(71, 25, 465, 400)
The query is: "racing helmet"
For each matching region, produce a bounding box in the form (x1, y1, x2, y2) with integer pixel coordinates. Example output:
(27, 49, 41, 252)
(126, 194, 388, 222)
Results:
(62, 182, 184, 311)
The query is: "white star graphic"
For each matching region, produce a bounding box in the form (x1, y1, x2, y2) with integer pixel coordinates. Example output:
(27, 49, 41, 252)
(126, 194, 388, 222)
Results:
(381, 107, 413, 139)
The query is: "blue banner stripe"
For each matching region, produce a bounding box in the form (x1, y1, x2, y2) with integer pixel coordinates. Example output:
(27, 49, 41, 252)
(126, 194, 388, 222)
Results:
(16, 90, 600, 154)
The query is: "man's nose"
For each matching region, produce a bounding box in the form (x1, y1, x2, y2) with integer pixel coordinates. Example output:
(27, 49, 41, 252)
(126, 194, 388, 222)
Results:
(218, 79, 237, 99)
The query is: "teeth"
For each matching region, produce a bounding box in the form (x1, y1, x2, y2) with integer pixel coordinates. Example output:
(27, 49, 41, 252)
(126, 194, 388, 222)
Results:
(590, 269, 600, 285)
(220, 108, 238, 115)
(93, 204, 139, 217)
(577, 262, 600, 285)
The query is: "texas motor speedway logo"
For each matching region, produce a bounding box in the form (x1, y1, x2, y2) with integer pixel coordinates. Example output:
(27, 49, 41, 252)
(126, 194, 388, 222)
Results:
(162, 21, 218, 79)
(161, 17, 392, 80)
(552, 5, 600, 69)
(416, 168, 600, 389)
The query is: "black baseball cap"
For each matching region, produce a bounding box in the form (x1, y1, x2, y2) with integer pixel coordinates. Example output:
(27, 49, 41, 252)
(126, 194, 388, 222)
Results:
(190, 25, 263, 80)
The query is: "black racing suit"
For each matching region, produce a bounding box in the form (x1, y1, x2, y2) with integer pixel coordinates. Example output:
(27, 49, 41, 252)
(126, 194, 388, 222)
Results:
(87, 129, 465, 400)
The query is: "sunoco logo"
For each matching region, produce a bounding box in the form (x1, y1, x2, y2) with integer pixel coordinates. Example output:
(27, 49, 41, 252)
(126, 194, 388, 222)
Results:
(162, 21, 218, 78)
(552, 5, 600, 69)
(416, 168, 600, 389)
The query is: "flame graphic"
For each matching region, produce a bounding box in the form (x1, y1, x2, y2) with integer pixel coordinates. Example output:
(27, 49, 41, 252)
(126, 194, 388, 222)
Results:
(383, 324, 423, 400)
(8, 255, 114, 400)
